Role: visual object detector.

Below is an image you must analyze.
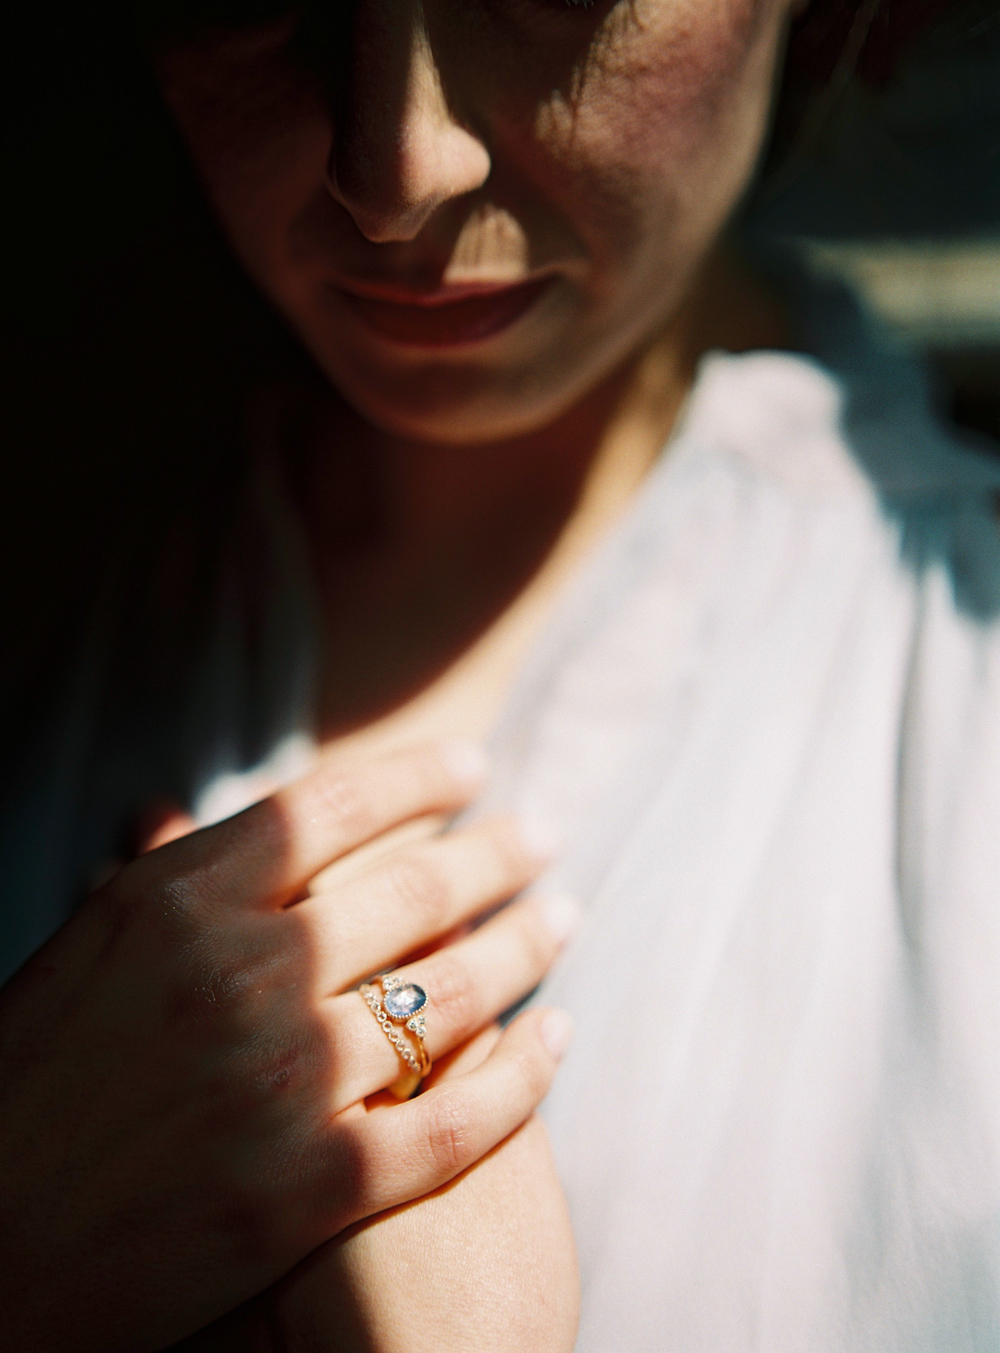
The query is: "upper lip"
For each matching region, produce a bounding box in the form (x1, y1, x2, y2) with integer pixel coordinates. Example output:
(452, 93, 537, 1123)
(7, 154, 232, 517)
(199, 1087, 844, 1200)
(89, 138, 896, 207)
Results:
(332, 275, 550, 307)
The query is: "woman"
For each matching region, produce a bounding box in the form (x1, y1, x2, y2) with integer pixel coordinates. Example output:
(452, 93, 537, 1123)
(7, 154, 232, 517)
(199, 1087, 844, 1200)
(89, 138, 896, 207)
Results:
(2, 0, 998, 1348)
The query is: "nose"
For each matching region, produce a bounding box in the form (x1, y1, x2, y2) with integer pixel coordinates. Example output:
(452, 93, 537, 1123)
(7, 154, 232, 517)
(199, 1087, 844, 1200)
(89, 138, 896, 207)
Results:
(328, 0, 491, 244)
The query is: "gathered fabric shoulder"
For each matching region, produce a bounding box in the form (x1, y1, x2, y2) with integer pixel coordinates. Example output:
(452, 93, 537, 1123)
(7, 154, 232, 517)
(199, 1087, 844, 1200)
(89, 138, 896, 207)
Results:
(470, 279, 1000, 1351)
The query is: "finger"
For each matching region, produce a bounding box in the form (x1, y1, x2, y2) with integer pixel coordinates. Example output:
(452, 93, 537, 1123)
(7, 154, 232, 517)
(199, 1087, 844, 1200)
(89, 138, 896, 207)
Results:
(122, 740, 488, 911)
(324, 892, 580, 1109)
(128, 799, 196, 857)
(427, 1024, 502, 1082)
(328, 1007, 574, 1228)
(141, 808, 198, 854)
(292, 814, 557, 994)
(366, 1025, 502, 1110)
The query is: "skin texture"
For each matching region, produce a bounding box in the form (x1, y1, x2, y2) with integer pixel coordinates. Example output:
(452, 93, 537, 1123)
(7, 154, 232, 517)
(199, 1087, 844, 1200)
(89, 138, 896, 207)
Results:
(0, 744, 574, 1352)
(150, 2, 801, 1350)
(157, 0, 794, 444)
(300, 1112, 579, 1353)
(173, 1033, 579, 1353)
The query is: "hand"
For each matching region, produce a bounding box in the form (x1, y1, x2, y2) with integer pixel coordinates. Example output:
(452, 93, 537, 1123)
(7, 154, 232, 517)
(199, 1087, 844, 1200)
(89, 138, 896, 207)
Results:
(0, 743, 570, 1352)
(172, 1023, 580, 1353)
(276, 1023, 580, 1353)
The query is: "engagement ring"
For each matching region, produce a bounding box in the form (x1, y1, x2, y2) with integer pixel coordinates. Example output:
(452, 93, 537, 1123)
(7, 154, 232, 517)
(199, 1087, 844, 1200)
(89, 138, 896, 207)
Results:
(359, 973, 431, 1093)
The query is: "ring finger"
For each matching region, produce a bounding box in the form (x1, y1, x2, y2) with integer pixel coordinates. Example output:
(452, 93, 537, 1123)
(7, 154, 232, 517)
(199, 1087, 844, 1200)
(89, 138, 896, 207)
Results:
(323, 891, 580, 1110)
(291, 814, 556, 997)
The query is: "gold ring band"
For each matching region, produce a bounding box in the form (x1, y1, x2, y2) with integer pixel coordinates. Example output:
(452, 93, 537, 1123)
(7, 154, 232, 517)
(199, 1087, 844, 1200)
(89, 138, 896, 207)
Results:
(359, 974, 432, 1090)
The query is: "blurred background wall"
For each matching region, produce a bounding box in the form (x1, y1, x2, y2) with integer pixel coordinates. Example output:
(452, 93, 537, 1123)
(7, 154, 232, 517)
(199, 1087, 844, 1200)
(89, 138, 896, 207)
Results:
(750, 0, 1000, 446)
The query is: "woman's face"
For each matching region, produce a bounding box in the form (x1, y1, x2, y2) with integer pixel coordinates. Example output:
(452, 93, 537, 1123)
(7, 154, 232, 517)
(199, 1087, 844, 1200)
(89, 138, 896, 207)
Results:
(158, 0, 796, 443)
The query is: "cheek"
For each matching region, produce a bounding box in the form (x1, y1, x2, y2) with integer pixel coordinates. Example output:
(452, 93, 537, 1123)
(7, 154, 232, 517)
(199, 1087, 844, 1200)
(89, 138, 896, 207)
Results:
(615, 0, 772, 149)
(511, 0, 782, 270)
(158, 45, 331, 265)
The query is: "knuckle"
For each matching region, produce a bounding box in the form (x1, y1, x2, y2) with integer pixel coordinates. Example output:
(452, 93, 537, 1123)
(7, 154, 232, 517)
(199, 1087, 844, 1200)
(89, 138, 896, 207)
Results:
(167, 946, 253, 1025)
(476, 818, 533, 889)
(516, 906, 558, 972)
(198, 1025, 320, 1140)
(245, 1042, 308, 1099)
(114, 855, 216, 935)
(169, 921, 293, 1027)
(423, 951, 479, 1031)
(189, 951, 260, 1019)
(157, 869, 224, 929)
(312, 771, 379, 843)
(229, 1031, 320, 1120)
(404, 747, 448, 800)
(511, 1039, 551, 1105)
(405, 742, 471, 803)
(107, 869, 227, 971)
(383, 854, 451, 930)
(420, 1088, 475, 1177)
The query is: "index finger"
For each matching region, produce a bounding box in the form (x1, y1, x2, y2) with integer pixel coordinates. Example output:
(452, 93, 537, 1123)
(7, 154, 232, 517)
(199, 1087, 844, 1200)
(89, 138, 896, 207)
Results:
(125, 741, 489, 910)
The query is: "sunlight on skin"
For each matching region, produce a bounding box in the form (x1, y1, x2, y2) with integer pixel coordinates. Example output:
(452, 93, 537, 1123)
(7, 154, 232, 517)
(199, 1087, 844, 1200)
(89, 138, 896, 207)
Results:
(444, 203, 532, 286)
(157, 0, 798, 443)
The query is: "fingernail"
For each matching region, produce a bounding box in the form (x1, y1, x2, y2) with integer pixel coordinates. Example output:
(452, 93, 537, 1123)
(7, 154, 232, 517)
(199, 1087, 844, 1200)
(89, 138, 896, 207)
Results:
(439, 740, 490, 789)
(540, 1009, 574, 1060)
(536, 893, 581, 945)
(514, 814, 563, 863)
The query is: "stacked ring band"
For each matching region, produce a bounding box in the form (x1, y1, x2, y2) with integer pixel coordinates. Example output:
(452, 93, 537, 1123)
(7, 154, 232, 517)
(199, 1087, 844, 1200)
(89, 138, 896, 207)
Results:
(359, 973, 432, 1081)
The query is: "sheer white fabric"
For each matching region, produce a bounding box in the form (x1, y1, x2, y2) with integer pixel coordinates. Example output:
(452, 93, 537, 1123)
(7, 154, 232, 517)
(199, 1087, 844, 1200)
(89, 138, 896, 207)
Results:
(474, 346, 1000, 1351)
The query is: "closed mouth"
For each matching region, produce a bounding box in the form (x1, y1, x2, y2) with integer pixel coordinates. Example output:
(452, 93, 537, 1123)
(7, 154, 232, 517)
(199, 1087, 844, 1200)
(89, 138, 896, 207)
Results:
(334, 276, 553, 347)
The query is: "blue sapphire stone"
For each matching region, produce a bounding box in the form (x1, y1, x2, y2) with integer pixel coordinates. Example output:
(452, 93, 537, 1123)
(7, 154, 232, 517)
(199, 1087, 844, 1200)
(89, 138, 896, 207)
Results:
(383, 983, 427, 1020)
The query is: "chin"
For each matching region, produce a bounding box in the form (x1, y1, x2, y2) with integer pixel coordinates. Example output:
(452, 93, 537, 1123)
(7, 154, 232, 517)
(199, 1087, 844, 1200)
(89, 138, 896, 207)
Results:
(334, 382, 566, 445)
(285, 282, 623, 445)
(311, 347, 597, 447)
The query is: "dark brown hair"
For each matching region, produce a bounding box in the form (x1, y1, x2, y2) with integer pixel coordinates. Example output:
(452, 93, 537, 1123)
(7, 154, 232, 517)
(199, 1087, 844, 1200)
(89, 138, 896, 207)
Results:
(772, 0, 968, 162)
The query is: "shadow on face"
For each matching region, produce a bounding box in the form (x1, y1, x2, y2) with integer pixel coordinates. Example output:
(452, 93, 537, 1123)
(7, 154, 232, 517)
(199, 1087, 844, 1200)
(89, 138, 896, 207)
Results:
(154, 0, 800, 442)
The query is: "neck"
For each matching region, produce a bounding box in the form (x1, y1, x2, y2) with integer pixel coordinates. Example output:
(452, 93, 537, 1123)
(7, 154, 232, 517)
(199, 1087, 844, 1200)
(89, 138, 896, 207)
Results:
(300, 242, 784, 561)
(285, 242, 786, 738)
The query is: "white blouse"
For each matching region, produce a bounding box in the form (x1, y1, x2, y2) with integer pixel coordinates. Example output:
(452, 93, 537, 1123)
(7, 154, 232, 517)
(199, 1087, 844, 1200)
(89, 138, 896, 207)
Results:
(478, 320, 1000, 1350)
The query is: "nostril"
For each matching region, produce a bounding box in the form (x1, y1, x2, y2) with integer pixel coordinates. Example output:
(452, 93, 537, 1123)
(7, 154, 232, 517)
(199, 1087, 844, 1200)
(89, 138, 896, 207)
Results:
(324, 156, 433, 244)
(326, 124, 491, 245)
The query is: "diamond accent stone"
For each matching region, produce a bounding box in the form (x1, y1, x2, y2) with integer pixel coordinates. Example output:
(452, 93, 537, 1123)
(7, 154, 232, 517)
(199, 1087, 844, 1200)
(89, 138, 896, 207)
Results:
(383, 982, 427, 1021)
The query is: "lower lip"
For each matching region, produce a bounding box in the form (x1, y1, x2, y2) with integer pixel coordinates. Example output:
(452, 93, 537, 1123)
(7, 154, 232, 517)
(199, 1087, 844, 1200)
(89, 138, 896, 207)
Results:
(336, 278, 552, 348)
